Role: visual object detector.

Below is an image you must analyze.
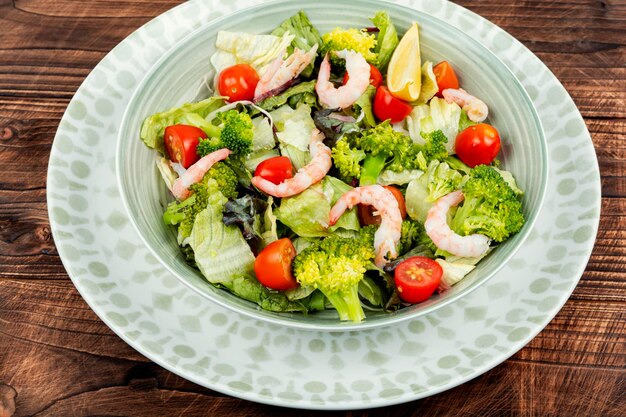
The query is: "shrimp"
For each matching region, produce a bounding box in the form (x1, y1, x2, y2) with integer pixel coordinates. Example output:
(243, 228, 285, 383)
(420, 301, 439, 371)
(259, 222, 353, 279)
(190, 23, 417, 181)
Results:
(171, 148, 231, 201)
(253, 44, 319, 101)
(442, 88, 489, 122)
(251, 129, 331, 198)
(329, 185, 403, 268)
(424, 190, 490, 258)
(316, 50, 370, 109)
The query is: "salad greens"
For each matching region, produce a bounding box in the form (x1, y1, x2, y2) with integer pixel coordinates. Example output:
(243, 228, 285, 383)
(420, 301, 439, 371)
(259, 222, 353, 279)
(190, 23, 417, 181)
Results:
(139, 10, 526, 322)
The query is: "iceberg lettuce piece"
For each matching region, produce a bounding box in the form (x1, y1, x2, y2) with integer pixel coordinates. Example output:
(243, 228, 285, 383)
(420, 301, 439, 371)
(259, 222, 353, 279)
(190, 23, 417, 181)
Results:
(414, 61, 438, 105)
(378, 169, 423, 186)
(273, 103, 315, 151)
(210, 31, 295, 77)
(251, 116, 275, 151)
(189, 205, 255, 285)
(274, 177, 360, 237)
(406, 97, 462, 153)
(435, 258, 475, 287)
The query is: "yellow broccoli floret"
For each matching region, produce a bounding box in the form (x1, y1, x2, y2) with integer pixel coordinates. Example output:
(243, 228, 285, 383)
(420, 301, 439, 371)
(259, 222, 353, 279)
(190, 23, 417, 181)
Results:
(321, 28, 377, 65)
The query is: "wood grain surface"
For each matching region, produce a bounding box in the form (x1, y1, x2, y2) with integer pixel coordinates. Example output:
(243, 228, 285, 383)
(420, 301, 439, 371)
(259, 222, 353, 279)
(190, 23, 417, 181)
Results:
(0, 0, 624, 416)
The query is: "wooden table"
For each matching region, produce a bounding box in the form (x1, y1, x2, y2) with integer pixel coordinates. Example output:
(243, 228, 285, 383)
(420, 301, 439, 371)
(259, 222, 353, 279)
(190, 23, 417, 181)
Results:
(0, 0, 624, 415)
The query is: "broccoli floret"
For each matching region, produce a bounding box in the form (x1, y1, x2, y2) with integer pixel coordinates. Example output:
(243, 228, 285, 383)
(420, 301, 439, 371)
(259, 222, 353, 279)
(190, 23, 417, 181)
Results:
(420, 130, 449, 163)
(351, 121, 420, 184)
(331, 139, 366, 181)
(162, 182, 211, 239)
(451, 165, 525, 242)
(204, 162, 238, 200)
(196, 110, 253, 157)
(421, 160, 463, 203)
(292, 227, 376, 322)
(162, 177, 230, 239)
(321, 28, 377, 65)
(397, 220, 423, 255)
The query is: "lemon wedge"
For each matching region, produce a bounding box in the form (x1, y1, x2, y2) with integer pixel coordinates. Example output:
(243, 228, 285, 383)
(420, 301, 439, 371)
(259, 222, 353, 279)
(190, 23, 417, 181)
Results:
(387, 23, 422, 102)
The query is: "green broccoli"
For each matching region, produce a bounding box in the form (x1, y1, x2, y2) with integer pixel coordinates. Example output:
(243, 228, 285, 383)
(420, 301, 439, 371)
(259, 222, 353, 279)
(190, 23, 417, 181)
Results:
(451, 165, 525, 242)
(397, 219, 423, 255)
(204, 162, 238, 200)
(162, 182, 211, 239)
(321, 28, 377, 66)
(420, 130, 449, 163)
(342, 121, 421, 185)
(196, 110, 253, 157)
(420, 160, 463, 203)
(331, 139, 366, 181)
(292, 227, 376, 322)
(162, 169, 235, 238)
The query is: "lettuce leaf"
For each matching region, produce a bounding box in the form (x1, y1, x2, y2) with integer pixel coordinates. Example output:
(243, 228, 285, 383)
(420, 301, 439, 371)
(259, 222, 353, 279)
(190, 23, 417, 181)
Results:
(244, 148, 281, 171)
(220, 275, 309, 312)
(189, 204, 255, 285)
(251, 116, 275, 151)
(415, 61, 438, 105)
(377, 169, 423, 186)
(211, 31, 294, 76)
(406, 97, 462, 153)
(257, 80, 316, 111)
(274, 103, 315, 151)
(271, 11, 322, 78)
(274, 177, 359, 237)
(435, 258, 475, 287)
(140, 97, 225, 153)
(353, 85, 377, 128)
(271, 103, 316, 170)
(371, 11, 399, 70)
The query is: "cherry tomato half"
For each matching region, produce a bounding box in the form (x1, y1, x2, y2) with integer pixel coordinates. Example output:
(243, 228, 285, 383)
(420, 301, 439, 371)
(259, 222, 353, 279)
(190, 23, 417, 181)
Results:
(373, 86, 412, 123)
(254, 156, 294, 185)
(455, 123, 501, 167)
(163, 124, 206, 168)
(358, 186, 407, 226)
(433, 61, 459, 98)
(217, 64, 260, 102)
(394, 256, 443, 304)
(343, 64, 383, 88)
(254, 238, 298, 291)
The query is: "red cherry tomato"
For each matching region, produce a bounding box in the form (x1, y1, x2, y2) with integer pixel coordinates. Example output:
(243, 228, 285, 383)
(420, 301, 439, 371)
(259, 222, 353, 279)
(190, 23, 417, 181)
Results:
(163, 124, 206, 168)
(217, 64, 260, 102)
(373, 86, 412, 123)
(343, 64, 383, 88)
(394, 256, 443, 303)
(433, 61, 460, 98)
(254, 238, 298, 291)
(455, 123, 501, 167)
(358, 186, 407, 226)
(254, 156, 294, 185)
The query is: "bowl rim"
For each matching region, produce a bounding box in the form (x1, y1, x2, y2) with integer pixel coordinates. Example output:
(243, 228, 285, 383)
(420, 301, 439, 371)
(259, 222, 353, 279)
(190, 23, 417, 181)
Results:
(115, 0, 549, 331)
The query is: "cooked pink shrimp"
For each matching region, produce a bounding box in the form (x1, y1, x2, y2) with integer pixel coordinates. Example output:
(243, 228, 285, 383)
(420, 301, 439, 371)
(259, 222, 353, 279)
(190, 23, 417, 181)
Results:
(251, 129, 331, 198)
(329, 185, 403, 267)
(442, 88, 489, 122)
(424, 190, 490, 258)
(254, 44, 319, 101)
(171, 148, 231, 200)
(316, 50, 370, 109)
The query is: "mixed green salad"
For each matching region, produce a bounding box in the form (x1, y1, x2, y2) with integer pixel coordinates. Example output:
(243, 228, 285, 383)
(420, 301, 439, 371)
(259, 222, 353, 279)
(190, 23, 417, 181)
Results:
(139, 11, 525, 322)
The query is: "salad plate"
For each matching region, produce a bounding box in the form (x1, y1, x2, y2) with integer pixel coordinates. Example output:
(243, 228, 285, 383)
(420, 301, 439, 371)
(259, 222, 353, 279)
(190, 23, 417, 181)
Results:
(47, 0, 600, 410)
